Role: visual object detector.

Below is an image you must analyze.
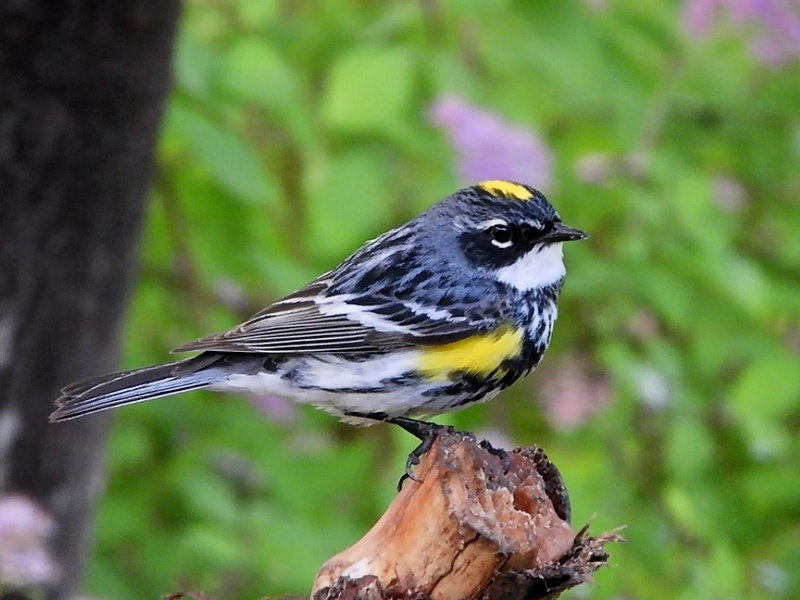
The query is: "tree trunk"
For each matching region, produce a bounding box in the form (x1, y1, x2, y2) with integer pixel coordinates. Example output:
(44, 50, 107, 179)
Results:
(0, 1, 180, 598)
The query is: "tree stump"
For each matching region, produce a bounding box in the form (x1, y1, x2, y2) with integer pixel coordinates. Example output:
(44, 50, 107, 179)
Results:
(312, 430, 622, 600)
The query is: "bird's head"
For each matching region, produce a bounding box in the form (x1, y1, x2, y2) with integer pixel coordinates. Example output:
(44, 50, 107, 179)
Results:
(428, 181, 588, 291)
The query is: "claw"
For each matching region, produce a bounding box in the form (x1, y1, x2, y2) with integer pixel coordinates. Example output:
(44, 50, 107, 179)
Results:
(388, 417, 452, 490)
(342, 413, 452, 490)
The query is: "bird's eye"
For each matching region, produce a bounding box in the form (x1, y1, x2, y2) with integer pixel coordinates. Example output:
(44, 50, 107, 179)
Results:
(488, 223, 514, 248)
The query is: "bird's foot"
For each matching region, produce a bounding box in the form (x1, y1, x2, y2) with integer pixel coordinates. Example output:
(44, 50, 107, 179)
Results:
(387, 416, 452, 491)
(343, 412, 451, 490)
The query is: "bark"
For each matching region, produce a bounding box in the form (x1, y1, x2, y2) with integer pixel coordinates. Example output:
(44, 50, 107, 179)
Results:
(0, 1, 180, 598)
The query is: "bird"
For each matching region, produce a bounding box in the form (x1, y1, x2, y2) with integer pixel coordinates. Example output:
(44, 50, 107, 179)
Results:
(51, 181, 587, 473)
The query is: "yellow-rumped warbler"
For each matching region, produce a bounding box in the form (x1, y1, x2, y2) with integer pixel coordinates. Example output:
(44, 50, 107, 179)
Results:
(51, 181, 587, 461)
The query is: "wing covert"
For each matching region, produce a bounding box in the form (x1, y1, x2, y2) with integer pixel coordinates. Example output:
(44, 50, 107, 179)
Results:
(172, 278, 497, 355)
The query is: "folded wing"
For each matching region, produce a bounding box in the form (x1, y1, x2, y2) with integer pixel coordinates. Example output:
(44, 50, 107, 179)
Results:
(172, 279, 491, 355)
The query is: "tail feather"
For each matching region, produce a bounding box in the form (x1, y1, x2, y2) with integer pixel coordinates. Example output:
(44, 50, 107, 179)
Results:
(58, 366, 151, 397)
(50, 358, 223, 422)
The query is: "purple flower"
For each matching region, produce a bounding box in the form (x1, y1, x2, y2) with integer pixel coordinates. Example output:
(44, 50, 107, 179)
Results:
(250, 394, 298, 423)
(584, 0, 608, 11)
(428, 95, 553, 191)
(684, 0, 800, 65)
(0, 495, 59, 587)
(536, 353, 613, 431)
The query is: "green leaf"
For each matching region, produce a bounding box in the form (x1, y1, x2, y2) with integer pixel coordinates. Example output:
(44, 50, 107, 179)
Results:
(697, 544, 745, 598)
(729, 351, 800, 457)
(304, 150, 392, 260)
(321, 46, 415, 134)
(167, 103, 275, 204)
(222, 38, 298, 111)
(664, 484, 706, 537)
(704, 256, 772, 321)
(107, 424, 155, 471)
(174, 34, 220, 101)
(665, 413, 714, 482)
(236, 0, 280, 28)
(177, 525, 243, 570)
(177, 470, 239, 527)
(731, 352, 800, 418)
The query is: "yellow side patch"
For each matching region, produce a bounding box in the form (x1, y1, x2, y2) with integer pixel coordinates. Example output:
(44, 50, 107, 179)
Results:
(417, 326, 523, 381)
(478, 180, 533, 200)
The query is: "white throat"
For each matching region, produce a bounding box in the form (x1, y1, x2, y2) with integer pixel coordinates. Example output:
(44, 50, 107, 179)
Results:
(496, 243, 566, 291)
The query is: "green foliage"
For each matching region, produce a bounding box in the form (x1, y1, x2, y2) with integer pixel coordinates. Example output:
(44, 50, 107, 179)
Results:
(85, 1, 800, 599)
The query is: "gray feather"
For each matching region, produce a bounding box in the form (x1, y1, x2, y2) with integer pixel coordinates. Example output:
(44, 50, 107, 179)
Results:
(50, 357, 225, 421)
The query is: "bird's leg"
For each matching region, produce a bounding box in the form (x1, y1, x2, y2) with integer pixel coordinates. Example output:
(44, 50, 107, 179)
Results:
(344, 412, 450, 490)
(386, 415, 444, 442)
(386, 416, 452, 490)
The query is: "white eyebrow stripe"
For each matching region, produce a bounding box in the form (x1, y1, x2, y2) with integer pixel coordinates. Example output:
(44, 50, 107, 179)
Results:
(476, 218, 546, 230)
(477, 218, 509, 229)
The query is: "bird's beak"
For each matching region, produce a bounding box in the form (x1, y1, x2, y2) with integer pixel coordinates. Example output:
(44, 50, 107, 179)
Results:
(542, 222, 589, 243)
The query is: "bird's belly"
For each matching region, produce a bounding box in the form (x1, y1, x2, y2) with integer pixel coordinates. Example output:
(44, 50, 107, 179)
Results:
(208, 351, 515, 423)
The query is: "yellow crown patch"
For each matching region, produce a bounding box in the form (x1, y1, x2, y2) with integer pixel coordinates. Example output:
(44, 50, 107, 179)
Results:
(478, 181, 533, 201)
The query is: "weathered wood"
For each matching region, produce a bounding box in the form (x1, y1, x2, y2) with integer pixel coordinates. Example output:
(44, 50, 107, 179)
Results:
(312, 431, 621, 600)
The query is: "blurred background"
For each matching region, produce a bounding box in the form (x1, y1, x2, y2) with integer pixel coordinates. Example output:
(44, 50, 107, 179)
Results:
(5, 0, 800, 599)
